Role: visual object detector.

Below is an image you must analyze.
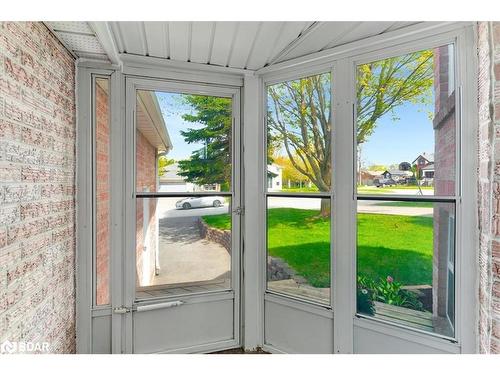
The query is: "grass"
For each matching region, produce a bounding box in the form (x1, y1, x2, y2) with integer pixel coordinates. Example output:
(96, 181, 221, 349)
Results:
(202, 208, 433, 288)
(202, 213, 231, 230)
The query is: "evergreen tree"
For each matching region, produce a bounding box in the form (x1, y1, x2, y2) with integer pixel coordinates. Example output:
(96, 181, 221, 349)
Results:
(177, 95, 232, 190)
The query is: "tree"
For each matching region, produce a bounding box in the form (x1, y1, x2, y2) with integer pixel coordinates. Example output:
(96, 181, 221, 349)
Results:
(157, 155, 174, 177)
(368, 164, 388, 171)
(274, 155, 312, 189)
(356, 50, 434, 144)
(177, 95, 232, 191)
(268, 50, 434, 216)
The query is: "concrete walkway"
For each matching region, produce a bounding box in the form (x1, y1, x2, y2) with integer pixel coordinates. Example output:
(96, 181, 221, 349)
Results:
(357, 202, 433, 217)
(149, 198, 231, 288)
(269, 197, 433, 216)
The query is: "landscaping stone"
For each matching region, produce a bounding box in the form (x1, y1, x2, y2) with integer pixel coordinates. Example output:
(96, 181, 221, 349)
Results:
(267, 256, 307, 284)
(198, 218, 231, 253)
(402, 285, 433, 312)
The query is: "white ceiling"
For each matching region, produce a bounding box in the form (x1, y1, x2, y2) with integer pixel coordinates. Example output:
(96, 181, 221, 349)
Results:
(45, 21, 109, 61)
(46, 21, 419, 70)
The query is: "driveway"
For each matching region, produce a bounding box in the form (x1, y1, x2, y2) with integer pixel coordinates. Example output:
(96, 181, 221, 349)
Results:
(150, 197, 231, 287)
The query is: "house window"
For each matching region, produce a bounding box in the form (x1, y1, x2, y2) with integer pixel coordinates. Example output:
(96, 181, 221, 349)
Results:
(355, 45, 457, 338)
(266, 72, 332, 305)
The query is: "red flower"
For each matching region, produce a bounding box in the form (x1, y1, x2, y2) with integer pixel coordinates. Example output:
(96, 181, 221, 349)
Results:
(386, 276, 394, 283)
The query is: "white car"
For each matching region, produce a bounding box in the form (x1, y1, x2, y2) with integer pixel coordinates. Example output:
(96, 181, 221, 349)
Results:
(175, 196, 225, 210)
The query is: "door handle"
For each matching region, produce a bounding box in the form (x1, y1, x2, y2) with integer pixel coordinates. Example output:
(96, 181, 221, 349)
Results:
(135, 300, 184, 312)
(113, 306, 132, 314)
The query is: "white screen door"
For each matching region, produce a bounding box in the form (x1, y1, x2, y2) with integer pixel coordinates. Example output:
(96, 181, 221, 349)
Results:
(118, 78, 241, 353)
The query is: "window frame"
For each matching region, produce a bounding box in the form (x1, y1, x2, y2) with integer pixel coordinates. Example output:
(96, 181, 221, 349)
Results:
(257, 23, 478, 354)
(351, 38, 462, 344)
(263, 68, 335, 308)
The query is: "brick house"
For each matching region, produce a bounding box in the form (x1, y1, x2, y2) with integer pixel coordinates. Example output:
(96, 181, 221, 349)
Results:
(412, 152, 435, 179)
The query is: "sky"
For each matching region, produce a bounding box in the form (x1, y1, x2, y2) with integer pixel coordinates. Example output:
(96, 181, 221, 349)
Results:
(154, 88, 435, 167)
(360, 101, 435, 167)
(155, 91, 204, 160)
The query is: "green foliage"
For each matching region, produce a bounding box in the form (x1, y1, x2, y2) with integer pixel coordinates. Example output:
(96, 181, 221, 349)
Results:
(268, 73, 332, 192)
(357, 285, 376, 316)
(367, 164, 388, 171)
(203, 208, 434, 289)
(157, 155, 174, 177)
(267, 50, 434, 207)
(358, 275, 424, 311)
(357, 212, 433, 285)
(356, 50, 434, 144)
(177, 95, 232, 190)
(274, 155, 312, 186)
(201, 215, 231, 231)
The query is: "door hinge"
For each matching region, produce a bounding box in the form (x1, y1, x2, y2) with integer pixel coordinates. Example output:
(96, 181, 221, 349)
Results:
(233, 206, 244, 215)
(113, 306, 132, 314)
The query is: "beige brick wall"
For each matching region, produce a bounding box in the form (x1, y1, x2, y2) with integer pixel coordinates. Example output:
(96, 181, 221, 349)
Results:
(0, 22, 76, 353)
(477, 21, 500, 354)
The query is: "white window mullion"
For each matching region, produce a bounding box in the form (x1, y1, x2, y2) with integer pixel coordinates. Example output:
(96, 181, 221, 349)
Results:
(332, 58, 356, 354)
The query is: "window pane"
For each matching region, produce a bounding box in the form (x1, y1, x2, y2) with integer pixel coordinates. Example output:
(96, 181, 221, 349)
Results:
(136, 90, 232, 193)
(267, 197, 331, 305)
(267, 73, 332, 193)
(136, 196, 231, 299)
(95, 77, 110, 306)
(356, 46, 456, 196)
(356, 200, 455, 337)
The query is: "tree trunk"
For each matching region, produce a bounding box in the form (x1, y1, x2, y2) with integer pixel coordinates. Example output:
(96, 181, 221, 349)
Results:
(320, 198, 331, 217)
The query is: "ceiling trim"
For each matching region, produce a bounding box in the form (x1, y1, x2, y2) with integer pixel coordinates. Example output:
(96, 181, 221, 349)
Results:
(119, 53, 251, 75)
(88, 22, 120, 65)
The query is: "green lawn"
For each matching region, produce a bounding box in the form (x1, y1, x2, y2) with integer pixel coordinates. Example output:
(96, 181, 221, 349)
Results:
(202, 208, 433, 288)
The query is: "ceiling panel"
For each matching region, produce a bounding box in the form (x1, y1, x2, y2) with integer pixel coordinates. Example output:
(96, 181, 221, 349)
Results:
(48, 21, 94, 35)
(228, 22, 261, 69)
(331, 21, 399, 47)
(46, 21, 423, 70)
(117, 21, 145, 55)
(209, 22, 239, 66)
(245, 22, 285, 70)
(190, 21, 215, 64)
(169, 22, 191, 62)
(45, 21, 109, 61)
(265, 21, 312, 65)
(144, 22, 168, 58)
(279, 22, 358, 61)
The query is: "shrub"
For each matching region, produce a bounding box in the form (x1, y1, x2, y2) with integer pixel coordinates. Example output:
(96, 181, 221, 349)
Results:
(357, 287, 375, 316)
(357, 275, 424, 312)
